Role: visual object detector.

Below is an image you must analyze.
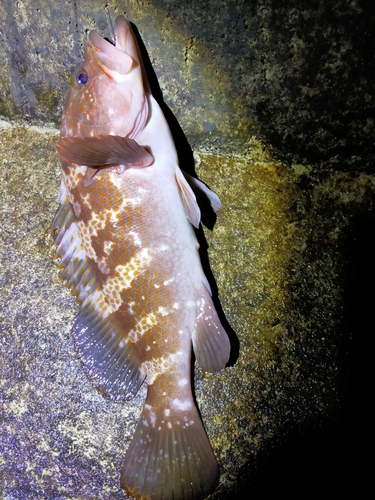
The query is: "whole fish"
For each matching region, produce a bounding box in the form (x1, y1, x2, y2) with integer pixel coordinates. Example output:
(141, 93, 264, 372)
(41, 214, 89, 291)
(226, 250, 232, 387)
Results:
(52, 15, 230, 500)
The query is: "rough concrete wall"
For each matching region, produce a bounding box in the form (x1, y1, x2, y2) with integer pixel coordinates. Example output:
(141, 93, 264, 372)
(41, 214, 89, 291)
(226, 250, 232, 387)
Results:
(1, 0, 374, 168)
(1, 1, 374, 499)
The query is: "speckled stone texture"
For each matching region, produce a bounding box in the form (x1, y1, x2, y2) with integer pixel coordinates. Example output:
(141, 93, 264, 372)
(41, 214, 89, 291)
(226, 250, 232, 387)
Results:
(1, 1, 374, 499)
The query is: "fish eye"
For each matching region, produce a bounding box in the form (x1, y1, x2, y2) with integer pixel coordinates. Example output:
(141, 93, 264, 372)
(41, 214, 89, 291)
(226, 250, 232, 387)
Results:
(73, 67, 89, 89)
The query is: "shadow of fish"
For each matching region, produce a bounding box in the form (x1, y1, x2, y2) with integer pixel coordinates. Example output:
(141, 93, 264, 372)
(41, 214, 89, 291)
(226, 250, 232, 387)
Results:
(52, 15, 230, 500)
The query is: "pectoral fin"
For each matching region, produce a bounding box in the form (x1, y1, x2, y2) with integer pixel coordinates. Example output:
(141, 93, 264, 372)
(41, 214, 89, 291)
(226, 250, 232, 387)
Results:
(55, 136, 154, 168)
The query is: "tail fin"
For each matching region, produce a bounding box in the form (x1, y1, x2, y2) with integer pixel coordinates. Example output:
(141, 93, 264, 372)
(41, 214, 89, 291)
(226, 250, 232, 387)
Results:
(121, 386, 219, 500)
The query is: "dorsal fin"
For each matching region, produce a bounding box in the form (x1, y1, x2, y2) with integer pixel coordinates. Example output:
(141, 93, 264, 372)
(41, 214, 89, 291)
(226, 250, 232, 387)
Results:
(51, 199, 145, 401)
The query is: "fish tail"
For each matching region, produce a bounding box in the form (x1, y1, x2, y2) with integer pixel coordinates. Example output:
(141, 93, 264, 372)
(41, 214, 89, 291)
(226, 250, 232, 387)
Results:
(121, 384, 219, 500)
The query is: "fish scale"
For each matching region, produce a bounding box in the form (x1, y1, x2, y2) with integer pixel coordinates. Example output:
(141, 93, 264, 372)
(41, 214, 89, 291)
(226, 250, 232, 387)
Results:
(52, 15, 231, 500)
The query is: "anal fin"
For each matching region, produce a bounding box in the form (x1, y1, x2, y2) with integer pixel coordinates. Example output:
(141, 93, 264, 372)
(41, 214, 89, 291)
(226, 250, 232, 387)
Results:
(192, 283, 231, 373)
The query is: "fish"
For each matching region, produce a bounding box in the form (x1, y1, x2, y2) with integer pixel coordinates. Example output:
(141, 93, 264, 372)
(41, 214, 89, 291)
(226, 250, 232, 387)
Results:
(52, 15, 230, 500)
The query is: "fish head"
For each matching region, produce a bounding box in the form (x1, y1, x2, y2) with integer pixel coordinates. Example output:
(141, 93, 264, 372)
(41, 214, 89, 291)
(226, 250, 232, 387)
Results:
(60, 16, 148, 139)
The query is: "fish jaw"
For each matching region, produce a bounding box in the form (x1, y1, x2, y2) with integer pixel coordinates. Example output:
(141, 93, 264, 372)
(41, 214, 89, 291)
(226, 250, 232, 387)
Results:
(60, 16, 148, 140)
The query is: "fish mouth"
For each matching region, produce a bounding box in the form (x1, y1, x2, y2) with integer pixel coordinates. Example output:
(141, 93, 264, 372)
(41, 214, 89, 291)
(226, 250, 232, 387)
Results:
(88, 16, 137, 74)
(103, 37, 115, 46)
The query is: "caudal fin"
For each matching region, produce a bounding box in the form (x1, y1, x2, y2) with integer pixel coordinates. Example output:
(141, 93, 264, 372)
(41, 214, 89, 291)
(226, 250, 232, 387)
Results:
(121, 387, 219, 500)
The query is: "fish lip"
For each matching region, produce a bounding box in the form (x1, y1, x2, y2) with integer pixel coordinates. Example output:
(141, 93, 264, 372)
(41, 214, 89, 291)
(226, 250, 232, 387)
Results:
(114, 15, 131, 49)
(88, 15, 131, 52)
(88, 30, 134, 74)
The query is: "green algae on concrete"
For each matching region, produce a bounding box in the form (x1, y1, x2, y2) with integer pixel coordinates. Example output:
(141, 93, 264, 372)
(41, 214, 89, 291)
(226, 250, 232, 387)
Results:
(193, 142, 374, 497)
